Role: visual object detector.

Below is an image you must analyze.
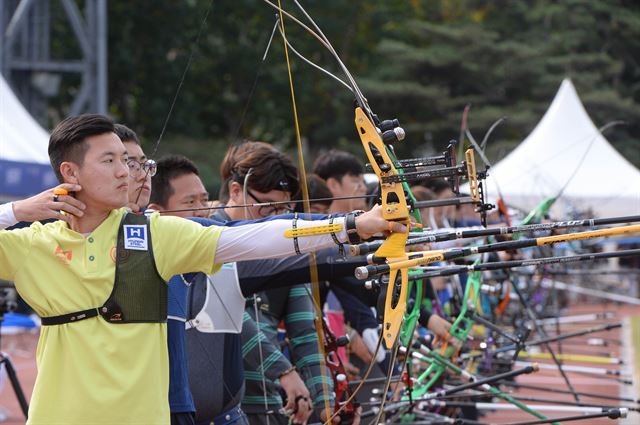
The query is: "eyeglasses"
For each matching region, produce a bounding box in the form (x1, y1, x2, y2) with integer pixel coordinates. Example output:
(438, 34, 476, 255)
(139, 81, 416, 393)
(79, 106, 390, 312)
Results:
(246, 188, 294, 217)
(127, 159, 157, 177)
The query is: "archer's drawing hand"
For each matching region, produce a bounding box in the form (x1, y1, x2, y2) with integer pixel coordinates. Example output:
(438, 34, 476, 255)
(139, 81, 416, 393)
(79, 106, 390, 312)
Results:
(126, 202, 141, 213)
(13, 184, 85, 224)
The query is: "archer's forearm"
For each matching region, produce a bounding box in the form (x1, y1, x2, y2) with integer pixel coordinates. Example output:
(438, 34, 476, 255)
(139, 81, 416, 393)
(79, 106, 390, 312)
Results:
(215, 218, 348, 264)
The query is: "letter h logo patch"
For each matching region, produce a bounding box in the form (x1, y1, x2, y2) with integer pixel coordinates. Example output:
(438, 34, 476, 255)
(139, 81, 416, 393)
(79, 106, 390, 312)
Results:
(123, 225, 148, 251)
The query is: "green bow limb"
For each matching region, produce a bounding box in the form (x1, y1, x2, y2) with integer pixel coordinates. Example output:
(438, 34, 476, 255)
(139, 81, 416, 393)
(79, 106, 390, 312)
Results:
(396, 167, 423, 228)
(402, 265, 555, 424)
(521, 196, 557, 227)
(409, 265, 483, 398)
(421, 350, 559, 425)
(399, 270, 426, 349)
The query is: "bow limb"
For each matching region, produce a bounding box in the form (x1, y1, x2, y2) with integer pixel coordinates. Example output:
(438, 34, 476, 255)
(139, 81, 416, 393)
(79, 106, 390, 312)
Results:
(419, 349, 558, 424)
(435, 257, 572, 420)
(320, 317, 358, 422)
(409, 264, 483, 400)
(447, 268, 481, 347)
(397, 272, 427, 408)
(521, 196, 557, 226)
(409, 269, 555, 425)
(399, 273, 424, 348)
(276, 2, 334, 421)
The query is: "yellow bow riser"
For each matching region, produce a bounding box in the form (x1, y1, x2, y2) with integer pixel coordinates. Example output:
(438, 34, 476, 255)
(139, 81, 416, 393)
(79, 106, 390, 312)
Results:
(355, 106, 414, 348)
(355, 107, 409, 223)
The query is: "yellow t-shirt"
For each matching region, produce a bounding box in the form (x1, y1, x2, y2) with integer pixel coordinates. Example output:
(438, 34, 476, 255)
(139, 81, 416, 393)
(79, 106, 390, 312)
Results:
(0, 208, 223, 425)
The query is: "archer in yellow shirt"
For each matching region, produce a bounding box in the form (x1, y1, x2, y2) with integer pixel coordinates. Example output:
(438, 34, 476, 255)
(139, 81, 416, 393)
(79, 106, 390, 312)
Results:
(0, 114, 404, 425)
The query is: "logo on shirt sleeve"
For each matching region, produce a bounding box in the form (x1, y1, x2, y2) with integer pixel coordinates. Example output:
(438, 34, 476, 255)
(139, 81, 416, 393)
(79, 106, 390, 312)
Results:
(123, 225, 148, 251)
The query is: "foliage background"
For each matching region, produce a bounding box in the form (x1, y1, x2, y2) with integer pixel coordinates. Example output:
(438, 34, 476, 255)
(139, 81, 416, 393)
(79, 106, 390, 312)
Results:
(52, 0, 640, 195)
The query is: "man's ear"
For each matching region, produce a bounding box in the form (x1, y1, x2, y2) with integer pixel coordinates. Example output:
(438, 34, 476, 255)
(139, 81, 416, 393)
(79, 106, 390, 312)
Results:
(228, 181, 243, 203)
(325, 177, 341, 195)
(59, 161, 80, 185)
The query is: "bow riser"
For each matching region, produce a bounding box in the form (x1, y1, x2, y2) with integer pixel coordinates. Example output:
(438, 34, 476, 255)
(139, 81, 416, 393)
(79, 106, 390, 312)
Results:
(355, 107, 410, 223)
(355, 106, 413, 348)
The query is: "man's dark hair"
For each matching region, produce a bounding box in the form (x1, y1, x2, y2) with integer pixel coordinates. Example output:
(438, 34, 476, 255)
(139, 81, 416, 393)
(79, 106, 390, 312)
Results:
(294, 174, 332, 213)
(150, 155, 200, 207)
(219, 141, 299, 202)
(48, 114, 115, 182)
(313, 149, 364, 182)
(114, 123, 139, 144)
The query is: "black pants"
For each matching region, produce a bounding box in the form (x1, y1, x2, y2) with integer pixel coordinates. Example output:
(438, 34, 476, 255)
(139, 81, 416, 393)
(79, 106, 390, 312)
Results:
(171, 412, 196, 425)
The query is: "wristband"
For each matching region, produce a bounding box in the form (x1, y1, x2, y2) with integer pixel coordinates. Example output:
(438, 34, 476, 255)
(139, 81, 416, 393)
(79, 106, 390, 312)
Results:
(291, 213, 301, 255)
(329, 215, 345, 256)
(346, 210, 364, 244)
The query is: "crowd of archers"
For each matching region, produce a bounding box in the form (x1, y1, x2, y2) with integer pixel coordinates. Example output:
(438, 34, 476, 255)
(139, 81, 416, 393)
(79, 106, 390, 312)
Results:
(1, 114, 638, 425)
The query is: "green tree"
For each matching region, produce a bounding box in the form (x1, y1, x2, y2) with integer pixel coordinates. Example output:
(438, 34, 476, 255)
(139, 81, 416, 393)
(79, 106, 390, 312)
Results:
(102, 0, 640, 194)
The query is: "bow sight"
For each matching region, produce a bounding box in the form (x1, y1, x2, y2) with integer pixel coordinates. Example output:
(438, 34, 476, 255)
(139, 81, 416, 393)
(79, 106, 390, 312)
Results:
(365, 135, 495, 227)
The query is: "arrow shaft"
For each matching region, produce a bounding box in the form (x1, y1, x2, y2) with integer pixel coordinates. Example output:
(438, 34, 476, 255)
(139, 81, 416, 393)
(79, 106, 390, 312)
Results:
(352, 214, 640, 256)
(410, 249, 640, 280)
(501, 382, 638, 403)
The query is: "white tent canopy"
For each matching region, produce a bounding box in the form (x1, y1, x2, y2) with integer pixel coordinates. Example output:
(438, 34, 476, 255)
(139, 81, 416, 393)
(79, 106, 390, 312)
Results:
(0, 75, 50, 162)
(478, 79, 640, 218)
(0, 74, 56, 198)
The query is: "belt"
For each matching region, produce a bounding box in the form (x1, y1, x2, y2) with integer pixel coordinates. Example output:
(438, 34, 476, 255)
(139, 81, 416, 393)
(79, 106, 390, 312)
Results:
(41, 308, 99, 326)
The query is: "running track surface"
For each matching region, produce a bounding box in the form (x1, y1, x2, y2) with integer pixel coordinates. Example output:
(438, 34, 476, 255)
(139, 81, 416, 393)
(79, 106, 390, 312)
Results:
(0, 303, 637, 425)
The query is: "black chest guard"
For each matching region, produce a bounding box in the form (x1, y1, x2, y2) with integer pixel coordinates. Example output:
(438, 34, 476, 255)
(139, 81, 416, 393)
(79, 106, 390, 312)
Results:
(41, 213, 167, 326)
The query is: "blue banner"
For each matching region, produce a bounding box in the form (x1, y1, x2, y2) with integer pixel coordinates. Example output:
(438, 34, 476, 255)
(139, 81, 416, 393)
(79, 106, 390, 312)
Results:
(0, 159, 57, 197)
